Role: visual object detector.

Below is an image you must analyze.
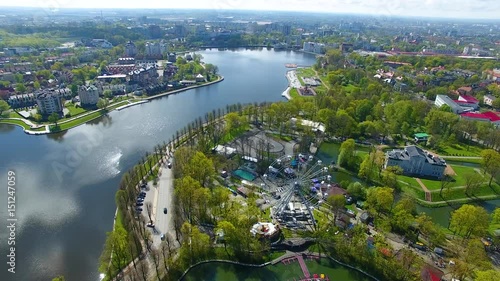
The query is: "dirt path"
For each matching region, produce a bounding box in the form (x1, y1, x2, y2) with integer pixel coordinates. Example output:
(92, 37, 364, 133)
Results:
(415, 178, 432, 202)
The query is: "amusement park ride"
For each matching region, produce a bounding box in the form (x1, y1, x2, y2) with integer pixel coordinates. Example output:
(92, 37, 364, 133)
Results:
(261, 153, 334, 229)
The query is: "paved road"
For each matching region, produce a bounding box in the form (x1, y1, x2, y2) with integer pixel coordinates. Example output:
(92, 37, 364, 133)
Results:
(151, 158, 177, 248)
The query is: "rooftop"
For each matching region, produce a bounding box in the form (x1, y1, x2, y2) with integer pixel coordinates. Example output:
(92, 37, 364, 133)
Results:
(460, 111, 500, 122)
(387, 145, 446, 166)
(459, 94, 478, 103)
(414, 133, 429, 138)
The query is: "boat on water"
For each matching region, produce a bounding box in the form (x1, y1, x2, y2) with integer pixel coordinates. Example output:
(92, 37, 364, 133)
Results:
(285, 63, 298, 68)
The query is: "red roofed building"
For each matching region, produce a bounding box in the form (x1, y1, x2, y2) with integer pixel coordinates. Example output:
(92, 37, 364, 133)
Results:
(454, 100, 479, 110)
(460, 111, 500, 126)
(458, 95, 478, 104)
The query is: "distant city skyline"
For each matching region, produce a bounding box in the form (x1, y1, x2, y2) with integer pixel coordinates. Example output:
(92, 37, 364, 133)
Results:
(1, 0, 500, 20)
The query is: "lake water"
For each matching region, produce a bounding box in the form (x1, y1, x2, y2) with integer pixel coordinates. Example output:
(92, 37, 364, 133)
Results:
(0, 49, 317, 281)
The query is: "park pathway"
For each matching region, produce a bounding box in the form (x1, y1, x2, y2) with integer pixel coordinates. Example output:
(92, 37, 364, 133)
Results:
(415, 178, 432, 202)
(296, 255, 310, 279)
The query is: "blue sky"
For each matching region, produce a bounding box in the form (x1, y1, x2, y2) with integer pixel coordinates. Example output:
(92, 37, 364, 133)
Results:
(1, 0, 500, 19)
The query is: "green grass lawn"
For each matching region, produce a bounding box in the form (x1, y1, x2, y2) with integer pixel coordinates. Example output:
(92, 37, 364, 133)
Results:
(57, 110, 105, 131)
(289, 88, 299, 98)
(0, 118, 31, 130)
(441, 157, 482, 164)
(343, 84, 359, 93)
(296, 67, 316, 77)
(419, 165, 482, 190)
(65, 104, 87, 116)
(439, 143, 483, 157)
(432, 182, 500, 202)
(9, 111, 22, 118)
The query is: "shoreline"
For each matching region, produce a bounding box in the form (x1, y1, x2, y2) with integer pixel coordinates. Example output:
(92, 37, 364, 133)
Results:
(0, 76, 224, 135)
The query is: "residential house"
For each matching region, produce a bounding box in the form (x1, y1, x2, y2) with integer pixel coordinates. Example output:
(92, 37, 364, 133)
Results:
(144, 41, 168, 58)
(484, 68, 500, 81)
(0, 71, 15, 83)
(128, 65, 158, 86)
(385, 145, 446, 179)
(124, 41, 137, 57)
(484, 94, 497, 106)
(456, 86, 473, 95)
(303, 42, 326, 54)
(36, 90, 63, 115)
(460, 111, 500, 127)
(8, 93, 36, 108)
(78, 85, 100, 106)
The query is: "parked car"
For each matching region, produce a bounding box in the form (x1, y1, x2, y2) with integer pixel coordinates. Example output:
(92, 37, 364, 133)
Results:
(135, 207, 143, 212)
(163, 208, 168, 214)
(137, 197, 144, 202)
(147, 223, 155, 228)
(167, 162, 172, 169)
(346, 209, 356, 217)
(136, 202, 143, 206)
(160, 234, 165, 240)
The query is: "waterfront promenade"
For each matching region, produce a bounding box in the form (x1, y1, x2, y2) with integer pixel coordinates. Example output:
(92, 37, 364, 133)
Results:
(1, 76, 224, 135)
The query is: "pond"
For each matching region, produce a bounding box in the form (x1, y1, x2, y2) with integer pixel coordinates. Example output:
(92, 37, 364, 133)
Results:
(416, 199, 500, 228)
(182, 258, 375, 281)
(316, 142, 367, 185)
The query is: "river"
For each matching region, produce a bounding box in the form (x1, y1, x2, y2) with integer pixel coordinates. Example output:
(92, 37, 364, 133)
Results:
(0, 49, 316, 281)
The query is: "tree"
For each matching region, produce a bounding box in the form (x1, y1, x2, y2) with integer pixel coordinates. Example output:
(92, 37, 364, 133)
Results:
(449, 204, 489, 238)
(439, 175, 453, 197)
(178, 222, 212, 266)
(358, 150, 385, 181)
(70, 84, 78, 96)
(15, 83, 26, 93)
(145, 202, 154, 224)
(185, 151, 215, 188)
(48, 112, 60, 126)
(103, 89, 113, 99)
(0, 100, 10, 117)
(327, 194, 346, 222)
(492, 208, 500, 224)
(52, 276, 65, 281)
(474, 270, 500, 281)
(337, 138, 356, 169)
(347, 182, 365, 199)
(452, 239, 493, 281)
(464, 172, 483, 195)
(97, 98, 109, 110)
(98, 226, 131, 275)
(480, 149, 500, 186)
(33, 80, 41, 90)
(366, 187, 394, 216)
